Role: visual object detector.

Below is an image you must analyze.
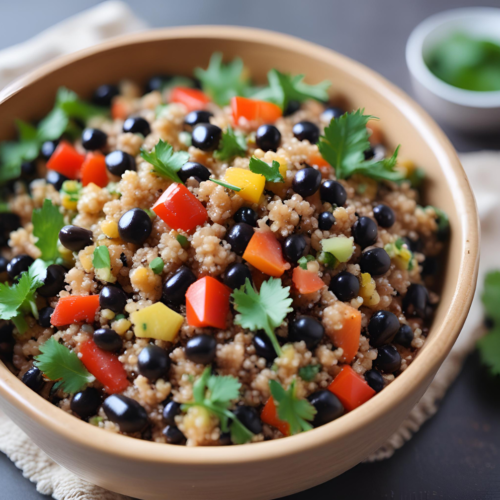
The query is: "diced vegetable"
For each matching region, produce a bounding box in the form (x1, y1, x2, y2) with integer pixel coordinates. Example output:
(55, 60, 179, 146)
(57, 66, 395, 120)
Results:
(79, 339, 129, 394)
(111, 97, 132, 120)
(224, 167, 265, 204)
(321, 236, 354, 263)
(50, 295, 100, 327)
(325, 305, 361, 363)
(292, 266, 325, 294)
(130, 302, 184, 342)
(169, 87, 211, 112)
(186, 276, 231, 330)
(46, 141, 85, 179)
(242, 231, 290, 277)
(328, 365, 375, 412)
(152, 182, 208, 233)
(231, 96, 282, 126)
(261, 397, 290, 436)
(81, 152, 109, 188)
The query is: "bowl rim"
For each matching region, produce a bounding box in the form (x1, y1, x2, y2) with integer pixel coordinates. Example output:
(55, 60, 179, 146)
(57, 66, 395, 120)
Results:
(406, 6, 500, 108)
(0, 25, 479, 466)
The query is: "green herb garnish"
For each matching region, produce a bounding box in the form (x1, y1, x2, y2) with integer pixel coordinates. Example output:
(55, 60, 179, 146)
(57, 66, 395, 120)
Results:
(92, 246, 115, 283)
(297, 255, 315, 270)
(194, 52, 251, 106)
(182, 367, 254, 445)
(318, 109, 403, 182)
(269, 379, 316, 435)
(214, 126, 247, 161)
(208, 178, 242, 192)
(55, 87, 107, 121)
(249, 156, 283, 183)
(176, 234, 189, 248)
(298, 364, 321, 382)
(140, 139, 189, 184)
(0, 259, 48, 333)
(253, 69, 330, 111)
(34, 337, 95, 394)
(32, 199, 65, 262)
(150, 257, 164, 275)
(232, 278, 293, 357)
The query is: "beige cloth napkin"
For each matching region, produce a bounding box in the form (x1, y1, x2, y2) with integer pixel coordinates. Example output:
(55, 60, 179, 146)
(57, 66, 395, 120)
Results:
(0, 3, 492, 498)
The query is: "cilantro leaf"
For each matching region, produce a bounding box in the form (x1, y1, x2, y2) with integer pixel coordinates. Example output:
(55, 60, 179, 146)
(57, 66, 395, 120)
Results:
(482, 271, 500, 324)
(297, 255, 315, 270)
(34, 337, 95, 393)
(249, 156, 284, 183)
(477, 327, 500, 376)
(194, 52, 251, 106)
(253, 69, 330, 110)
(0, 259, 47, 333)
(93, 246, 111, 269)
(32, 199, 65, 262)
(55, 87, 107, 121)
(298, 364, 321, 382)
(232, 277, 293, 357)
(140, 139, 189, 184)
(214, 126, 247, 161)
(269, 379, 316, 435)
(37, 107, 69, 143)
(182, 366, 254, 445)
(318, 109, 404, 182)
(208, 178, 242, 192)
(149, 257, 164, 275)
(175, 234, 189, 248)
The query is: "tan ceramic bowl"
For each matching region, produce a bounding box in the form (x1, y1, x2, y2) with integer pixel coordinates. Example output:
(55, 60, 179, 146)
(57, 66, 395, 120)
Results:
(0, 26, 478, 500)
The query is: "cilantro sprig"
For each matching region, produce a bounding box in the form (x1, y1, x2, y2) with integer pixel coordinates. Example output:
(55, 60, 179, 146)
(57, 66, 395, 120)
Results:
(232, 278, 293, 357)
(194, 52, 251, 107)
(214, 126, 247, 161)
(253, 69, 330, 111)
(0, 259, 47, 333)
(318, 109, 404, 183)
(249, 156, 284, 183)
(0, 87, 107, 184)
(140, 139, 189, 184)
(32, 199, 65, 262)
(269, 379, 316, 435)
(34, 337, 95, 393)
(182, 367, 254, 445)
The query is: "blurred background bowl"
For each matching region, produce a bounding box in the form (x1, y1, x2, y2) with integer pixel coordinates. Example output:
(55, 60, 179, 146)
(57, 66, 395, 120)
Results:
(406, 7, 500, 132)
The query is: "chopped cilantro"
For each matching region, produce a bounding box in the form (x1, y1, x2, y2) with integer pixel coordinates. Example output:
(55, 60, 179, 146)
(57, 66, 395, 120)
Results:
(92, 246, 115, 283)
(318, 109, 404, 182)
(55, 87, 107, 121)
(32, 199, 65, 262)
(214, 126, 247, 161)
(482, 271, 500, 325)
(194, 52, 251, 106)
(182, 367, 254, 445)
(209, 178, 242, 192)
(176, 234, 189, 248)
(115, 314, 125, 321)
(317, 251, 337, 268)
(140, 139, 189, 184)
(150, 257, 164, 275)
(232, 278, 293, 357)
(253, 69, 330, 110)
(269, 379, 316, 435)
(34, 337, 95, 394)
(297, 255, 315, 270)
(427, 206, 449, 235)
(0, 259, 48, 333)
(249, 156, 284, 183)
(298, 364, 321, 382)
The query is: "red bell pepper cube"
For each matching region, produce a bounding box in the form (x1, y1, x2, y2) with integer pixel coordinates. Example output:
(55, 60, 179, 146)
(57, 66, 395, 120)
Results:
(261, 397, 290, 436)
(79, 339, 129, 394)
(81, 152, 109, 188)
(50, 295, 100, 327)
(328, 365, 376, 412)
(231, 96, 282, 126)
(152, 183, 208, 233)
(185, 276, 231, 330)
(46, 140, 85, 179)
(169, 87, 211, 112)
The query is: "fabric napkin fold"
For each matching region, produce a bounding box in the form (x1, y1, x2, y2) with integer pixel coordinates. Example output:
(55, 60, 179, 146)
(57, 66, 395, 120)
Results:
(0, 2, 493, 498)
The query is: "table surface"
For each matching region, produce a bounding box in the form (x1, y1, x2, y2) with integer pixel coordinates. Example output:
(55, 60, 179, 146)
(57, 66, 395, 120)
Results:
(1, 1, 499, 499)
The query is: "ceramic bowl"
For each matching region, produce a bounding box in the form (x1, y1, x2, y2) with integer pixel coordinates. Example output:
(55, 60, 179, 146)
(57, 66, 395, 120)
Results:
(0, 26, 479, 500)
(406, 7, 500, 131)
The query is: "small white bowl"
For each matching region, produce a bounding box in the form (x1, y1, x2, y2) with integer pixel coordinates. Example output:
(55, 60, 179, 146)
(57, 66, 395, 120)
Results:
(406, 7, 500, 132)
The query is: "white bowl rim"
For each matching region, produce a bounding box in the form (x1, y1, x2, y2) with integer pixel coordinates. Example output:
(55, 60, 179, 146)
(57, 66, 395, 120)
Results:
(406, 6, 500, 108)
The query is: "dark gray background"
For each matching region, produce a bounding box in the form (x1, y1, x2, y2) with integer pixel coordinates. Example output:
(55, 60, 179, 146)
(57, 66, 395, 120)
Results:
(1, 0, 500, 498)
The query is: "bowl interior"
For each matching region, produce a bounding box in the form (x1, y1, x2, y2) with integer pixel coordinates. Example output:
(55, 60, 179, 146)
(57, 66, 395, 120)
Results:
(0, 27, 479, 467)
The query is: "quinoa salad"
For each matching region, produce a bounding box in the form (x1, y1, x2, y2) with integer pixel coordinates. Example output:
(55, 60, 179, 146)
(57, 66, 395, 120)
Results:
(0, 53, 448, 446)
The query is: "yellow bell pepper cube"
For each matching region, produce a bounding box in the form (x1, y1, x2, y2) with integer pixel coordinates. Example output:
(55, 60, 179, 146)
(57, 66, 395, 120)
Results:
(224, 167, 265, 204)
(130, 302, 184, 342)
